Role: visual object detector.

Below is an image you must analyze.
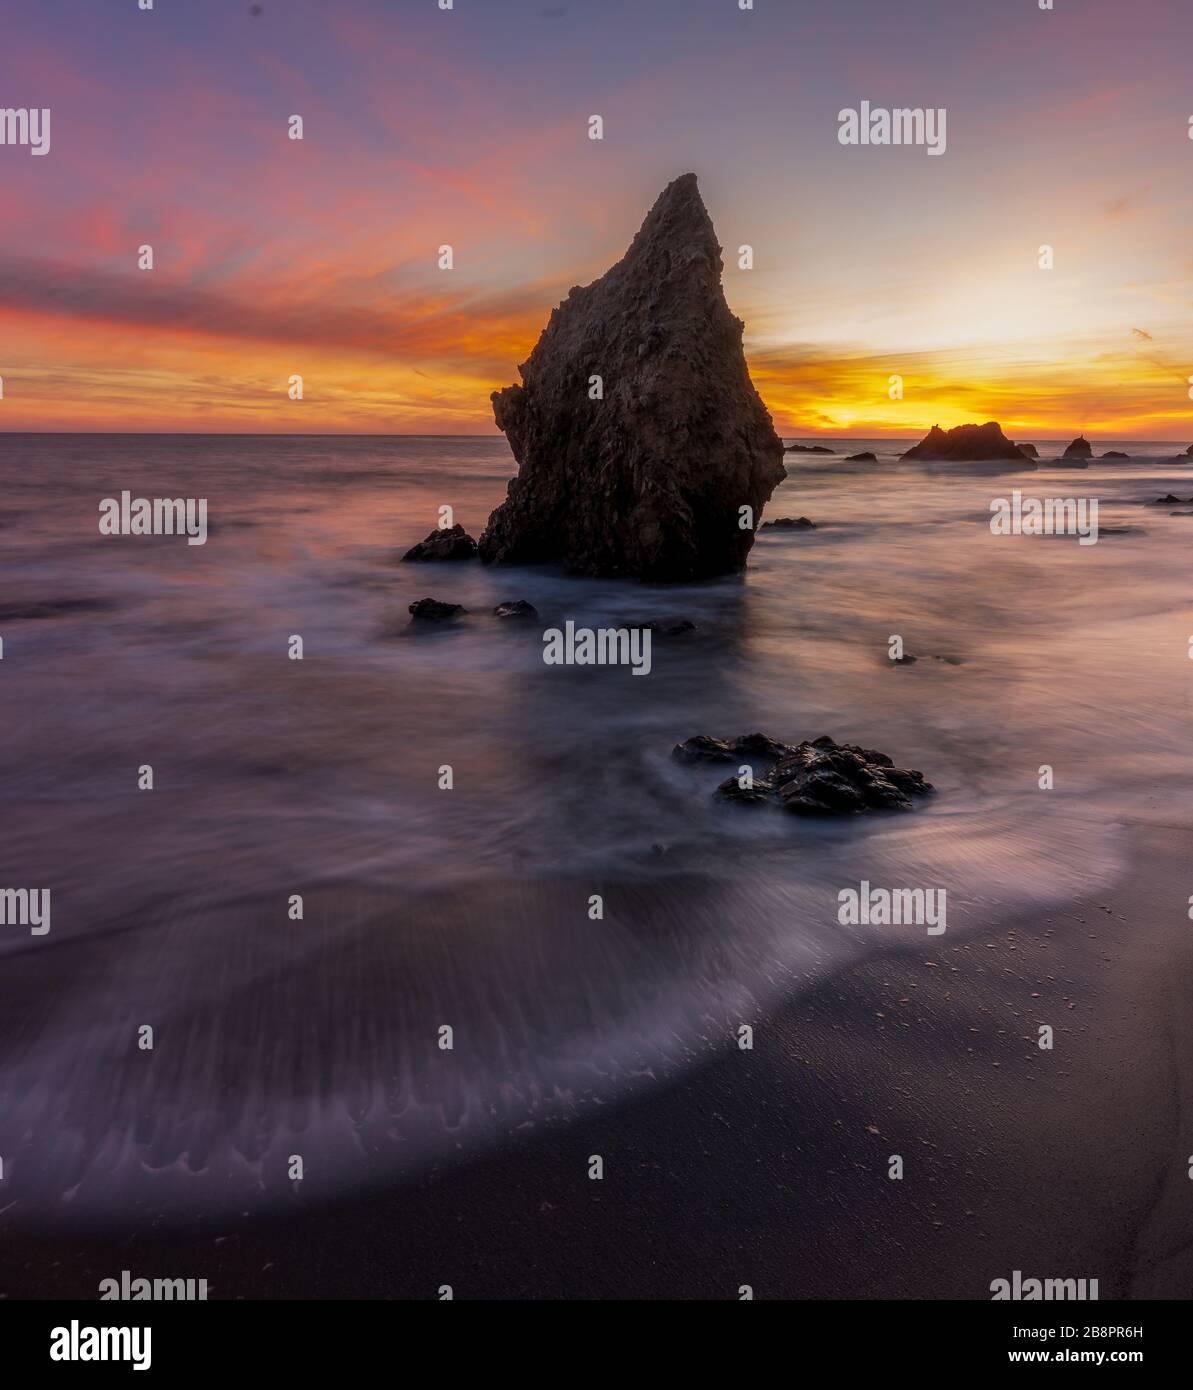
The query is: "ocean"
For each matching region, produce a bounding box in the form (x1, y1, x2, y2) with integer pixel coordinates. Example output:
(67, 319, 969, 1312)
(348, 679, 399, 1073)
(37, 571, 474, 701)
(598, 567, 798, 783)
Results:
(2, 431, 1191, 1225)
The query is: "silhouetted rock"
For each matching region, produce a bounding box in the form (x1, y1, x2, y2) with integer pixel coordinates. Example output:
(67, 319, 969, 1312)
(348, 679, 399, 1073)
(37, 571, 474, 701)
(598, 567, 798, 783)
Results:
(844, 451, 877, 462)
(479, 173, 784, 581)
(1062, 435, 1093, 459)
(1102, 451, 1130, 459)
(1146, 494, 1191, 506)
(1017, 443, 1039, 458)
(401, 524, 478, 561)
(784, 443, 834, 454)
(901, 422, 1026, 462)
(493, 600, 539, 619)
(761, 516, 816, 530)
(409, 598, 466, 622)
(1186, 446, 1193, 456)
(674, 733, 932, 815)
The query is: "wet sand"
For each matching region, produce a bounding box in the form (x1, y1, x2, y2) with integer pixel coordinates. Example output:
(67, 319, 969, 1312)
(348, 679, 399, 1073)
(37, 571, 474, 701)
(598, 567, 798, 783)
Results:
(4, 820, 1190, 1300)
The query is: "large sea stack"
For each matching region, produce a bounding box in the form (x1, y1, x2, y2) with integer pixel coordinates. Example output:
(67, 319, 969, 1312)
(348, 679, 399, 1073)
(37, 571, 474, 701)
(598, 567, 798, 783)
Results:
(478, 174, 785, 581)
(901, 422, 1027, 462)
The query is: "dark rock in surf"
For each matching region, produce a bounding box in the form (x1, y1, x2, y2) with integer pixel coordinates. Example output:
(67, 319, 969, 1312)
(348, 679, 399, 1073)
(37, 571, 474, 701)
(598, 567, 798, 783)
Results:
(409, 597, 466, 622)
(761, 516, 816, 530)
(844, 451, 877, 462)
(901, 422, 1027, 462)
(479, 174, 784, 581)
(1102, 451, 1130, 459)
(784, 443, 834, 454)
(674, 732, 933, 815)
(673, 732, 796, 765)
(1062, 435, 1093, 459)
(642, 617, 697, 636)
(1016, 443, 1039, 458)
(493, 600, 539, 619)
(401, 524, 478, 562)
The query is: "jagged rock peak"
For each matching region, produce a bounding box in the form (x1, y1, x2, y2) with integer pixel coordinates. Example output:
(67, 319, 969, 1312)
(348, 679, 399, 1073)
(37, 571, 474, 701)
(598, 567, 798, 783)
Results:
(478, 173, 785, 581)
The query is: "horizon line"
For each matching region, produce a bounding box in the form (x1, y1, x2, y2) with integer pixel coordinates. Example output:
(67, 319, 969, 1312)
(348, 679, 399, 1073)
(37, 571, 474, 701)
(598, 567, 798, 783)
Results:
(0, 430, 1188, 443)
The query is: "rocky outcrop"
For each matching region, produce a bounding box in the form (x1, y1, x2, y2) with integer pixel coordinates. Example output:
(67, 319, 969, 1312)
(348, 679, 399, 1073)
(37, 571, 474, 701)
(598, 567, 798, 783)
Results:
(1102, 451, 1129, 459)
(1062, 435, 1093, 459)
(479, 174, 785, 581)
(784, 443, 834, 454)
(901, 422, 1026, 462)
(845, 451, 877, 462)
(409, 598, 465, 622)
(401, 524, 478, 562)
(674, 732, 933, 815)
(493, 600, 539, 619)
(761, 515, 816, 530)
(1016, 443, 1039, 458)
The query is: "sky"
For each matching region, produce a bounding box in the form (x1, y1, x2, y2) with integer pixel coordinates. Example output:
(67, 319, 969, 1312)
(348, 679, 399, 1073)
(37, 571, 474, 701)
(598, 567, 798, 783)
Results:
(1, 0, 1191, 438)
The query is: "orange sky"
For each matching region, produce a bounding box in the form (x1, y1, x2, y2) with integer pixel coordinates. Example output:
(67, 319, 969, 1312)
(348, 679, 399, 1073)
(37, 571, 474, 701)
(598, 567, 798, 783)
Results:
(1, 0, 1191, 440)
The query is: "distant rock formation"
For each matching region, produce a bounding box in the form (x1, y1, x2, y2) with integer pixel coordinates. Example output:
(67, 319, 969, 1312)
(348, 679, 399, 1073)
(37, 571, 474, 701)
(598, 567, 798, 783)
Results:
(1102, 451, 1130, 459)
(845, 451, 877, 462)
(761, 516, 816, 530)
(901, 422, 1026, 462)
(784, 443, 834, 454)
(1062, 435, 1093, 459)
(401, 524, 478, 562)
(1186, 445, 1193, 456)
(479, 173, 784, 581)
(1016, 443, 1039, 458)
(673, 733, 933, 815)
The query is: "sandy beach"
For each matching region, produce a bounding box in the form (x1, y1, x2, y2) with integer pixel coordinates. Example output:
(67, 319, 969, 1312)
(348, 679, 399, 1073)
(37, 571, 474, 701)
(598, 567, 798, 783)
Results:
(5, 819, 1189, 1300)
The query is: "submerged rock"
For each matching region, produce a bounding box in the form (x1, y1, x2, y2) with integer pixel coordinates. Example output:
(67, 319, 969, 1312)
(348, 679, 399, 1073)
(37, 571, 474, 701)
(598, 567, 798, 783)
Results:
(1102, 451, 1130, 459)
(1146, 494, 1190, 506)
(401, 524, 478, 562)
(409, 597, 466, 622)
(493, 599, 539, 619)
(901, 422, 1027, 462)
(479, 174, 785, 580)
(761, 515, 816, 530)
(784, 443, 834, 454)
(674, 733, 933, 815)
(844, 451, 877, 462)
(1062, 435, 1093, 459)
(641, 617, 697, 636)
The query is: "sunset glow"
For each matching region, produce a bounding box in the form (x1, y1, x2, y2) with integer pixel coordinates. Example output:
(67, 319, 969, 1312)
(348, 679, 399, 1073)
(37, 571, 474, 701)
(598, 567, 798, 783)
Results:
(2, 0, 1190, 438)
